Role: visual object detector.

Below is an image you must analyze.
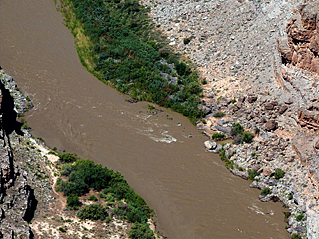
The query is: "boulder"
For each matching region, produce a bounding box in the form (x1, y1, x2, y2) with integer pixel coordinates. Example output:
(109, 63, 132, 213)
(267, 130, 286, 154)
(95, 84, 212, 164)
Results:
(215, 144, 223, 152)
(247, 94, 257, 103)
(214, 125, 232, 134)
(230, 168, 248, 180)
(279, 105, 288, 114)
(265, 120, 278, 131)
(206, 93, 214, 98)
(236, 96, 245, 108)
(263, 167, 274, 177)
(265, 102, 274, 110)
(204, 141, 217, 150)
(197, 104, 212, 115)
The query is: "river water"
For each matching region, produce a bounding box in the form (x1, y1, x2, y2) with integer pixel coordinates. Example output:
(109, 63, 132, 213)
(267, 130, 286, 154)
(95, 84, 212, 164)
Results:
(0, 0, 289, 238)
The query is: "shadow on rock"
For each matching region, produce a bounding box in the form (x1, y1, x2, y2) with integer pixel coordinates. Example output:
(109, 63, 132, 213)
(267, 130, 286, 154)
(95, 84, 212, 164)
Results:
(0, 83, 23, 136)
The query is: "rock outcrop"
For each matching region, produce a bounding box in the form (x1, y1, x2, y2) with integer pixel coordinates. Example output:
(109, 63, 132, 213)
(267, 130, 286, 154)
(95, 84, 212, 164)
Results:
(297, 107, 319, 130)
(0, 70, 37, 238)
(280, 2, 319, 73)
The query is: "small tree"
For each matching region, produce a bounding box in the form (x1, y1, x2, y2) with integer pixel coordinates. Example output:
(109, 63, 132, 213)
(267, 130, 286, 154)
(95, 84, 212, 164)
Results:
(67, 194, 82, 210)
(77, 203, 108, 221)
(241, 131, 254, 143)
(129, 223, 155, 239)
(274, 168, 285, 179)
(211, 133, 226, 141)
(231, 123, 244, 136)
(58, 153, 77, 163)
(260, 187, 272, 196)
(89, 195, 98, 201)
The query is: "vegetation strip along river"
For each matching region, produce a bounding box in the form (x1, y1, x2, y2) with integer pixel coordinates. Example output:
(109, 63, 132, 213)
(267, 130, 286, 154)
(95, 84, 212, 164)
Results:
(0, 0, 289, 238)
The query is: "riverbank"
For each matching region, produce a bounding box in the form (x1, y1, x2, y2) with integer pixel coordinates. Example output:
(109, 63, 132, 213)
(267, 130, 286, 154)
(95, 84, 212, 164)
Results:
(141, 0, 319, 238)
(0, 68, 162, 238)
(0, 0, 292, 238)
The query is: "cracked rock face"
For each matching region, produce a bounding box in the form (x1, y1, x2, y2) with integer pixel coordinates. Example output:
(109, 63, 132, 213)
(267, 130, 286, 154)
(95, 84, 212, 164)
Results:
(297, 107, 319, 130)
(280, 2, 319, 73)
(0, 74, 36, 238)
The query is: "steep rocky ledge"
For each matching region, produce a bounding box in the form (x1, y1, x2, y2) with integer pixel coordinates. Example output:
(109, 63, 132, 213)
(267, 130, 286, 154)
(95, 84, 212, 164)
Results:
(0, 69, 37, 238)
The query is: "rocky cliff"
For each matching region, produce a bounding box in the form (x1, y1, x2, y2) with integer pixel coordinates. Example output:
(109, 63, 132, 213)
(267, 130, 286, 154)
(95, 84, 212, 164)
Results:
(280, 2, 319, 73)
(0, 69, 36, 238)
(0, 69, 55, 238)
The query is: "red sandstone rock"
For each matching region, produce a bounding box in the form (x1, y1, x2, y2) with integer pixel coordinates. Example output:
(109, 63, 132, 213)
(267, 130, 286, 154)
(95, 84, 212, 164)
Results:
(279, 2, 319, 73)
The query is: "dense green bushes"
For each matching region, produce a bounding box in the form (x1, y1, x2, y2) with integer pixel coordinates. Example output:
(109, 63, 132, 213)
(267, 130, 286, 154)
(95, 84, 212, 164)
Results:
(77, 203, 108, 220)
(56, 158, 153, 236)
(211, 133, 226, 141)
(231, 123, 244, 136)
(274, 168, 285, 179)
(241, 131, 254, 143)
(213, 111, 225, 118)
(248, 170, 260, 180)
(129, 223, 155, 239)
(59, 0, 204, 124)
(58, 153, 77, 163)
(260, 187, 272, 196)
(67, 194, 82, 210)
(231, 123, 255, 144)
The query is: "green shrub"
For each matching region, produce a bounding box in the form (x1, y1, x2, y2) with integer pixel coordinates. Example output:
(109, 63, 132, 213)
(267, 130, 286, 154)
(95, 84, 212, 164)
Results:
(77, 203, 108, 221)
(274, 168, 285, 179)
(260, 187, 272, 196)
(291, 233, 302, 239)
(105, 217, 111, 223)
(213, 111, 225, 118)
(231, 123, 244, 136)
(67, 194, 82, 210)
(201, 78, 207, 85)
(248, 170, 260, 180)
(89, 195, 98, 201)
(58, 153, 77, 163)
(129, 223, 155, 239)
(211, 133, 226, 141)
(59, 227, 66, 233)
(241, 131, 254, 143)
(225, 160, 234, 169)
(288, 194, 293, 200)
(296, 213, 304, 222)
(183, 37, 191, 45)
(219, 149, 226, 160)
(57, 157, 151, 225)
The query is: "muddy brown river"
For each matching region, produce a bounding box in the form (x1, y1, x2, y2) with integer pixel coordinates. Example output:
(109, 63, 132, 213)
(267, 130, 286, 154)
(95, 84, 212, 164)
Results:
(0, 0, 289, 238)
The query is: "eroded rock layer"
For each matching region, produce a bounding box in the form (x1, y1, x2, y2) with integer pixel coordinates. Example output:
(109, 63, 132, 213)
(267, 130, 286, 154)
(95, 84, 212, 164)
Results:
(280, 2, 319, 73)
